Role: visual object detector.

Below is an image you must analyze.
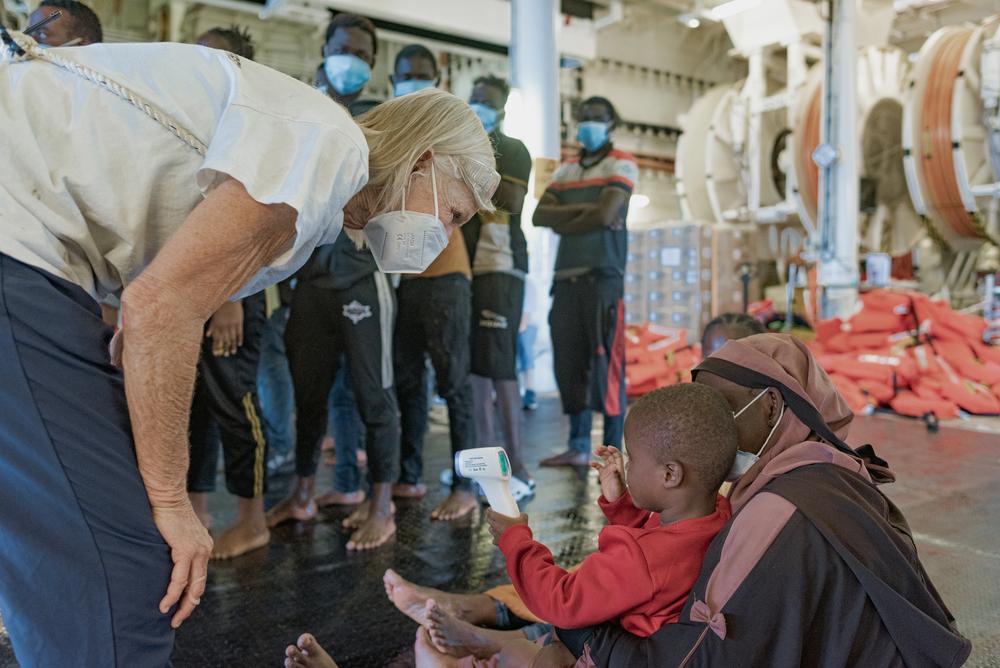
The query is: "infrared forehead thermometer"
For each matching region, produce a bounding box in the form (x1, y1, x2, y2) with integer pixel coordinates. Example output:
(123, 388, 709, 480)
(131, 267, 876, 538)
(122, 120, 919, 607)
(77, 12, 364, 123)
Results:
(454, 447, 520, 517)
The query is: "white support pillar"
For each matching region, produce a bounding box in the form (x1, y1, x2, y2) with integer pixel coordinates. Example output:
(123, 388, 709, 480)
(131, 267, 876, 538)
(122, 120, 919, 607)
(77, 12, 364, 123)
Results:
(510, 0, 560, 160)
(745, 48, 766, 216)
(168, 1, 188, 43)
(510, 0, 561, 393)
(816, 0, 860, 319)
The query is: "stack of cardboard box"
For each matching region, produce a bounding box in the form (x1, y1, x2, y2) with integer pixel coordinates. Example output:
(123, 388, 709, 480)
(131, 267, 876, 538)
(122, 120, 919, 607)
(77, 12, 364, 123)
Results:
(711, 224, 758, 318)
(625, 222, 758, 341)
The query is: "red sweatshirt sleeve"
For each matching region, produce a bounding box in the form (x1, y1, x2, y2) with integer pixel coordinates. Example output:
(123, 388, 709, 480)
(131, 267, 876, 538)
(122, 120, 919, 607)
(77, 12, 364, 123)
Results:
(598, 490, 654, 528)
(498, 524, 655, 629)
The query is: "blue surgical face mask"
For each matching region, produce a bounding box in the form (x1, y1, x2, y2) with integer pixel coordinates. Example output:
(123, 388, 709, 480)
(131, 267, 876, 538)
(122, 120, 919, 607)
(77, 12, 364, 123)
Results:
(576, 121, 611, 152)
(470, 103, 500, 134)
(323, 54, 371, 95)
(394, 79, 435, 97)
(726, 388, 785, 482)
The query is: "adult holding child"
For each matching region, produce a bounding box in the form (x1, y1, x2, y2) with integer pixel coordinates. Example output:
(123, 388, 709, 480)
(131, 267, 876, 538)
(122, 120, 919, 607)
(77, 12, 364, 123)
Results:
(557, 334, 971, 667)
(286, 334, 970, 668)
(286, 383, 739, 667)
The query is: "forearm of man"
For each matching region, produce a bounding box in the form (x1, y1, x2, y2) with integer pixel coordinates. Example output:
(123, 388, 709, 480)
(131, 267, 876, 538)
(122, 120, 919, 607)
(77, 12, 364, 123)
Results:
(122, 177, 297, 507)
(532, 203, 589, 228)
(494, 180, 527, 214)
(548, 205, 607, 236)
(549, 188, 628, 236)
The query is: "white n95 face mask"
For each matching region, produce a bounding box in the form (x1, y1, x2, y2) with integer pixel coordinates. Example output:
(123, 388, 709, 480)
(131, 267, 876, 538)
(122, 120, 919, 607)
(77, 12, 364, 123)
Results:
(364, 163, 449, 274)
(725, 388, 786, 482)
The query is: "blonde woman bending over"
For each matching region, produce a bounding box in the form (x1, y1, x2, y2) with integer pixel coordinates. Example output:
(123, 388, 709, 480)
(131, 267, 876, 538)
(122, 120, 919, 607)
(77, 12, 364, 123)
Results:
(0, 30, 497, 668)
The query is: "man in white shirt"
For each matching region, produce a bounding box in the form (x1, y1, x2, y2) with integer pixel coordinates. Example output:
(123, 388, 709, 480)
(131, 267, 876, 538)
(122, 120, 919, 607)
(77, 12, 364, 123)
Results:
(0, 30, 497, 667)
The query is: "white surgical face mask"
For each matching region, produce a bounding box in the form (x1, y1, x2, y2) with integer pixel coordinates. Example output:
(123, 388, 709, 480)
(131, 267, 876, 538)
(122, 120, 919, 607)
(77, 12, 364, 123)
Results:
(363, 163, 449, 274)
(726, 388, 785, 482)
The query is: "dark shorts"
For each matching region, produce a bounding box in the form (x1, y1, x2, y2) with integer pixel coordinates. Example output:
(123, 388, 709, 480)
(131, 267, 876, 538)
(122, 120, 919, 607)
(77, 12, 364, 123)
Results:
(470, 273, 524, 380)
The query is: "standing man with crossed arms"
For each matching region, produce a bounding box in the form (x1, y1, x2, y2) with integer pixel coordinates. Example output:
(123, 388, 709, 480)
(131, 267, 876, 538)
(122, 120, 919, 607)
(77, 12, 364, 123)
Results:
(533, 96, 638, 467)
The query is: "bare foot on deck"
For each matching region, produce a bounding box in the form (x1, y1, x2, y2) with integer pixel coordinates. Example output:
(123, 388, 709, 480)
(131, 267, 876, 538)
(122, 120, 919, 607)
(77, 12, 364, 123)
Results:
(267, 496, 317, 528)
(211, 520, 270, 560)
(425, 600, 508, 659)
(284, 633, 338, 668)
(415, 627, 458, 668)
(392, 482, 428, 499)
(347, 511, 396, 551)
(316, 489, 366, 508)
(431, 491, 478, 521)
(383, 570, 495, 626)
(383, 569, 437, 624)
(343, 500, 397, 529)
(540, 450, 590, 467)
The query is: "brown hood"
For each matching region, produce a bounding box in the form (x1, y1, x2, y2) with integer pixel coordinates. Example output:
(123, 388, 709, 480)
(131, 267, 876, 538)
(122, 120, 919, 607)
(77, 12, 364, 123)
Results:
(694, 334, 891, 511)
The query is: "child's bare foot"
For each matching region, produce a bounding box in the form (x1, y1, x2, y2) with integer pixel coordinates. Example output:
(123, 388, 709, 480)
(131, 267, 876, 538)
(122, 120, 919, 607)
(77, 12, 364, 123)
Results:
(267, 496, 317, 528)
(347, 512, 396, 551)
(316, 490, 365, 508)
(383, 569, 498, 626)
(284, 633, 338, 668)
(414, 627, 458, 668)
(431, 491, 477, 521)
(425, 600, 508, 659)
(383, 569, 437, 624)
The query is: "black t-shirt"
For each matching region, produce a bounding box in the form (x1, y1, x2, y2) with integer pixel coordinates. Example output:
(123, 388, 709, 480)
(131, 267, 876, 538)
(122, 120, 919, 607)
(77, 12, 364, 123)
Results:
(462, 130, 532, 276)
(297, 99, 380, 290)
(295, 233, 378, 290)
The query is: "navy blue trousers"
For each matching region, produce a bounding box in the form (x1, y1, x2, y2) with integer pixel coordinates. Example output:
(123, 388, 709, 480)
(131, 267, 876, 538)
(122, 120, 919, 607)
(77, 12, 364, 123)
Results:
(0, 255, 174, 667)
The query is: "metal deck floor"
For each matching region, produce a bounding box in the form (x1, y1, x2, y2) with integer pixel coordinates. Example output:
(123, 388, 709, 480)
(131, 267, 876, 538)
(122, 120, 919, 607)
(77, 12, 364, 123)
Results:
(1, 400, 998, 667)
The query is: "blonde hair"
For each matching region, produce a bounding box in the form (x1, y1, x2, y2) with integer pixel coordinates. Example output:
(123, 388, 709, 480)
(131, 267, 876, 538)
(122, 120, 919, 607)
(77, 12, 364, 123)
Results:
(356, 88, 499, 215)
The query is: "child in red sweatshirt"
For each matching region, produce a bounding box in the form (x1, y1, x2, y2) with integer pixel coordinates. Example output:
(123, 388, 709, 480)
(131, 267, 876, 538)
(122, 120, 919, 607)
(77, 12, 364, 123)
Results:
(486, 383, 737, 643)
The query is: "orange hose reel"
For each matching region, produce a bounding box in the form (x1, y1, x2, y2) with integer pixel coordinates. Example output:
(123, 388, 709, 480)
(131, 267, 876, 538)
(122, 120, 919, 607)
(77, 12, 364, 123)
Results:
(918, 29, 981, 240)
(801, 85, 822, 225)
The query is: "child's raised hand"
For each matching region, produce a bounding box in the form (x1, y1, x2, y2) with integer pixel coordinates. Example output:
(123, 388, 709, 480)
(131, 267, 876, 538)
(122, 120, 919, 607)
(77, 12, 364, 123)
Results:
(591, 445, 626, 502)
(486, 509, 529, 546)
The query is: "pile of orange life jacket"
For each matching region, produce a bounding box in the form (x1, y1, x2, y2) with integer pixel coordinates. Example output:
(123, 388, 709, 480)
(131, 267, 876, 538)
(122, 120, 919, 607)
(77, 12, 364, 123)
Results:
(809, 289, 1000, 419)
(625, 324, 701, 399)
